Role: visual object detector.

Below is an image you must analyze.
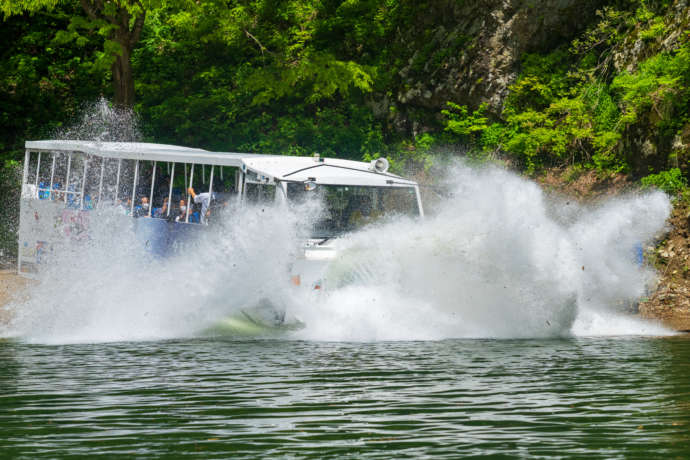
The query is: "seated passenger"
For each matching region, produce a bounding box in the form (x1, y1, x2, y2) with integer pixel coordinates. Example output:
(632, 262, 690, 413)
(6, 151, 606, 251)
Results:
(83, 194, 94, 210)
(153, 197, 169, 218)
(116, 198, 131, 215)
(174, 199, 188, 222)
(133, 197, 150, 217)
(36, 180, 63, 200)
(51, 180, 62, 200)
(38, 181, 50, 199)
(66, 184, 79, 208)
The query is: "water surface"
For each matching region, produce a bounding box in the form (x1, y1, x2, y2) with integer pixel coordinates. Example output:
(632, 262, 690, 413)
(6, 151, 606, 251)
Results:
(2, 337, 690, 458)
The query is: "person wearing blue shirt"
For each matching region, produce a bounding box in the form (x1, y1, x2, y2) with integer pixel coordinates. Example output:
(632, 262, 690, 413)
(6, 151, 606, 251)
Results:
(38, 181, 50, 199)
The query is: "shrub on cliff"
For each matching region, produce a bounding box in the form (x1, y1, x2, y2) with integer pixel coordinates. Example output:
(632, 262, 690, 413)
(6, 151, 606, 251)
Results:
(641, 168, 687, 195)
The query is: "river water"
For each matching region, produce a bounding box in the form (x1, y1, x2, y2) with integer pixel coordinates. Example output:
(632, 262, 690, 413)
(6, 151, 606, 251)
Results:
(1, 336, 689, 458)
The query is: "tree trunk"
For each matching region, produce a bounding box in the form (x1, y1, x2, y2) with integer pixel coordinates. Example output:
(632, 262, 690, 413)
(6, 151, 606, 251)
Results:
(78, 1, 145, 108)
(112, 46, 134, 107)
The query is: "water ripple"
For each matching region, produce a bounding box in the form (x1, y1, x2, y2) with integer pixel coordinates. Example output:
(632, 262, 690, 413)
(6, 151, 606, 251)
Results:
(1, 337, 690, 458)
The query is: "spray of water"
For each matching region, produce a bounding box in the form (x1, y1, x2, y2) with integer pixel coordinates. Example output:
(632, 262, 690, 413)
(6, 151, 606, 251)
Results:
(5, 202, 306, 343)
(55, 98, 141, 142)
(291, 164, 672, 340)
(1, 159, 673, 344)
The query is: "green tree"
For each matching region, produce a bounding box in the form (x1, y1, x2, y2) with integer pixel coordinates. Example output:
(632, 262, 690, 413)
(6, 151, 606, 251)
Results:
(133, 0, 384, 156)
(2, 0, 151, 106)
(0, 3, 109, 161)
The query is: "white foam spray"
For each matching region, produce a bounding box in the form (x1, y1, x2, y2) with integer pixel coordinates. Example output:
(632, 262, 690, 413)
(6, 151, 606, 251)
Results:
(292, 163, 673, 340)
(2, 162, 673, 343)
(4, 202, 305, 344)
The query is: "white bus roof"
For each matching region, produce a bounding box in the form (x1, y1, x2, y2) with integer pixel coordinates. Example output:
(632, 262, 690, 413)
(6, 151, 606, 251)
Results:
(25, 140, 417, 187)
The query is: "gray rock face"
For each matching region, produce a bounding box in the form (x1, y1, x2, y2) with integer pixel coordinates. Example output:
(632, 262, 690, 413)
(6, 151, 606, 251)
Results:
(387, 0, 607, 133)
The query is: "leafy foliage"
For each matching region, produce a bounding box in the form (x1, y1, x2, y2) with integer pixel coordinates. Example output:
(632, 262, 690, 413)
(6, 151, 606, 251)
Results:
(0, 3, 109, 161)
(442, 1, 689, 177)
(641, 168, 687, 195)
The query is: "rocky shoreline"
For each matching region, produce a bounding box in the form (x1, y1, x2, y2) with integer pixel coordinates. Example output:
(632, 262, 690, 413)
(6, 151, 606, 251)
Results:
(638, 201, 690, 331)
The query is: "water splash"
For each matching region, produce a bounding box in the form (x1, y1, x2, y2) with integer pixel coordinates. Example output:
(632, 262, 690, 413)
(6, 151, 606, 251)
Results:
(5, 203, 305, 344)
(292, 164, 672, 340)
(2, 162, 673, 343)
(55, 98, 141, 142)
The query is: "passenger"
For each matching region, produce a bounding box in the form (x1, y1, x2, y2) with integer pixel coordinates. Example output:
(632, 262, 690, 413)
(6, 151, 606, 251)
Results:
(187, 187, 215, 224)
(174, 199, 188, 222)
(153, 197, 169, 218)
(51, 178, 63, 200)
(116, 199, 127, 215)
(134, 196, 150, 217)
(38, 181, 50, 199)
(189, 209, 200, 223)
(118, 198, 132, 216)
(83, 194, 94, 210)
(66, 183, 79, 208)
(37, 180, 63, 200)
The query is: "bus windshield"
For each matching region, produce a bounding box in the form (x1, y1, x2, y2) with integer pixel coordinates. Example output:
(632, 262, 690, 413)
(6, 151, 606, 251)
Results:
(286, 183, 419, 237)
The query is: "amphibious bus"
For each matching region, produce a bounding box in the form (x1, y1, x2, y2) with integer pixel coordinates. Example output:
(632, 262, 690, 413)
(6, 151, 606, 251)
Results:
(18, 141, 423, 300)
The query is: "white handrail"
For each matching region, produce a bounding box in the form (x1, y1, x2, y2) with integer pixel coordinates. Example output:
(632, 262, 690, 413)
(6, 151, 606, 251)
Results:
(167, 162, 175, 217)
(207, 165, 214, 225)
(185, 163, 195, 223)
(34, 152, 41, 194)
(48, 154, 56, 200)
(64, 153, 71, 204)
(131, 160, 139, 214)
(97, 158, 105, 208)
(80, 157, 88, 210)
(148, 161, 157, 217)
(114, 158, 122, 203)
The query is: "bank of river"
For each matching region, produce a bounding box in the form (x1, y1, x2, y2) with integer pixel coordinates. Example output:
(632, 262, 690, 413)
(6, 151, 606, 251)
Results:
(0, 269, 32, 325)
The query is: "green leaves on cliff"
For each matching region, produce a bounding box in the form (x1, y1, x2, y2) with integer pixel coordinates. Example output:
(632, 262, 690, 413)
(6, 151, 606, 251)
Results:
(443, 1, 690, 177)
(641, 167, 687, 195)
(612, 43, 690, 126)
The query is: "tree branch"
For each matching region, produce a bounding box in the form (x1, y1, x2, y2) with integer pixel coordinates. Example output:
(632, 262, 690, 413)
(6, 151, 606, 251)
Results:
(79, 0, 106, 22)
(131, 10, 145, 44)
(244, 29, 272, 55)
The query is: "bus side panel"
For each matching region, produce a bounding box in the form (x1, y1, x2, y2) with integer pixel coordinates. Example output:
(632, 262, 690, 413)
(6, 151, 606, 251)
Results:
(18, 198, 90, 274)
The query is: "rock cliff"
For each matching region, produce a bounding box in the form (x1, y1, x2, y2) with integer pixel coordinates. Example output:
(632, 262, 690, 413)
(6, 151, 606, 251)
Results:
(388, 0, 608, 133)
